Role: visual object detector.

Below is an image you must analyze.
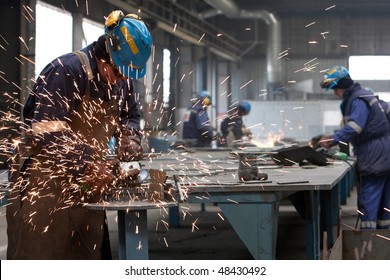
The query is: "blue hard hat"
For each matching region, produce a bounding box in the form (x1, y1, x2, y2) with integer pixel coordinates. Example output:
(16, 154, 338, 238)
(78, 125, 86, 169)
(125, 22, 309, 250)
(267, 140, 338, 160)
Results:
(320, 66, 350, 90)
(105, 11, 152, 79)
(238, 100, 251, 115)
(198, 90, 212, 105)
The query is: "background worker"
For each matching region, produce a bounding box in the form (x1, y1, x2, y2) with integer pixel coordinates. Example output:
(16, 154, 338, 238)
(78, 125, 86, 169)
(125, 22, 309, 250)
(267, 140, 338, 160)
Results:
(182, 90, 214, 147)
(6, 10, 152, 259)
(219, 100, 252, 147)
(319, 65, 390, 230)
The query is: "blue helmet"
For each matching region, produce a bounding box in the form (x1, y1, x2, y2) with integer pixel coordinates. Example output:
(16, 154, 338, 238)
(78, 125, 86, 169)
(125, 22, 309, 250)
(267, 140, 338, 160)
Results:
(198, 90, 212, 106)
(320, 66, 350, 90)
(105, 10, 152, 79)
(238, 100, 251, 115)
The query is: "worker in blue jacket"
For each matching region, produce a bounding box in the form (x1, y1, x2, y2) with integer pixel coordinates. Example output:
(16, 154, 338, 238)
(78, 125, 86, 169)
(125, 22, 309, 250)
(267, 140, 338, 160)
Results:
(6, 10, 152, 259)
(319, 65, 390, 230)
(219, 100, 252, 147)
(182, 91, 214, 147)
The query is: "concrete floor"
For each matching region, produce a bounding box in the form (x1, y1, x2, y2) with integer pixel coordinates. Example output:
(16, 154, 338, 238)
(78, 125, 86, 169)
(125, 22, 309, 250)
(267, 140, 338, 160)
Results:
(0, 185, 359, 260)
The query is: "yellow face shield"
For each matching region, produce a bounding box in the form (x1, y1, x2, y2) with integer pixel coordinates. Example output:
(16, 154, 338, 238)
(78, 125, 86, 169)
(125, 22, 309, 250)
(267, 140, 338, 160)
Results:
(202, 96, 211, 106)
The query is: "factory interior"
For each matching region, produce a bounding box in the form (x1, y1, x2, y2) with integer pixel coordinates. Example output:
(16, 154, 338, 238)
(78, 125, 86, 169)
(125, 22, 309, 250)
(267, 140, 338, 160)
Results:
(0, 0, 390, 262)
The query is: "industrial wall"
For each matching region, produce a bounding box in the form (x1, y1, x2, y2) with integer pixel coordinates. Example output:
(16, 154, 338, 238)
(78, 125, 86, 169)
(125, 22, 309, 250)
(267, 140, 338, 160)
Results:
(224, 12, 390, 101)
(243, 100, 341, 144)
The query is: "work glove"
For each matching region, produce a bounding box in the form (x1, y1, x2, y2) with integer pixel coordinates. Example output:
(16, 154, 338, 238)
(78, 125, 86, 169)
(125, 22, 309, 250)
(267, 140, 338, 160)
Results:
(80, 161, 116, 194)
(242, 127, 252, 139)
(309, 134, 324, 148)
(319, 135, 334, 149)
(118, 131, 143, 161)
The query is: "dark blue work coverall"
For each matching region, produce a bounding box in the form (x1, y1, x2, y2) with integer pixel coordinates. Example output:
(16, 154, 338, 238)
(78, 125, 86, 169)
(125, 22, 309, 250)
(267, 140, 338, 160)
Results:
(333, 83, 390, 229)
(182, 103, 213, 147)
(7, 41, 142, 259)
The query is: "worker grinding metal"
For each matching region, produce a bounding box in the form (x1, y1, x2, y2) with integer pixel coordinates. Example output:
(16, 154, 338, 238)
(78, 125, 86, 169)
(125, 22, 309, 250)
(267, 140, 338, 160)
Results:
(219, 100, 252, 147)
(6, 10, 152, 259)
(319, 65, 390, 230)
(182, 91, 214, 147)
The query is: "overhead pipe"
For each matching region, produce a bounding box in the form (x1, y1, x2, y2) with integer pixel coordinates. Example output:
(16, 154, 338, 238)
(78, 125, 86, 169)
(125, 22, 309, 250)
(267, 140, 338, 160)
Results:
(204, 0, 283, 92)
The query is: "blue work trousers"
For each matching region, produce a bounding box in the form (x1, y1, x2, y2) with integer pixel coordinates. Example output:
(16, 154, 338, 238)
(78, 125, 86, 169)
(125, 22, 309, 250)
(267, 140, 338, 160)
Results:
(359, 173, 390, 229)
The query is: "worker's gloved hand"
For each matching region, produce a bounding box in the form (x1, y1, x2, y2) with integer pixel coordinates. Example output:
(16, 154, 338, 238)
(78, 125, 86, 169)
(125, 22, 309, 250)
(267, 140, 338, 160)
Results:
(81, 161, 115, 193)
(310, 134, 324, 148)
(319, 135, 334, 149)
(242, 127, 252, 138)
(118, 132, 143, 161)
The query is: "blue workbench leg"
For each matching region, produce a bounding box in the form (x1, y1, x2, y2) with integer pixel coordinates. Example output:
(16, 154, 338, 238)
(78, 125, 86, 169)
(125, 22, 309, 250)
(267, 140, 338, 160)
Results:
(169, 206, 180, 228)
(117, 210, 149, 260)
(218, 202, 279, 260)
(340, 175, 348, 205)
(304, 190, 320, 260)
(320, 184, 340, 249)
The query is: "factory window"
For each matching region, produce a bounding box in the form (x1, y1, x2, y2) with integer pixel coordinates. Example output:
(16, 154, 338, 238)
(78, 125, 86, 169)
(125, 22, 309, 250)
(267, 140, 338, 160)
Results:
(349, 56, 390, 80)
(35, 1, 72, 77)
(82, 18, 104, 48)
(163, 48, 171, 104)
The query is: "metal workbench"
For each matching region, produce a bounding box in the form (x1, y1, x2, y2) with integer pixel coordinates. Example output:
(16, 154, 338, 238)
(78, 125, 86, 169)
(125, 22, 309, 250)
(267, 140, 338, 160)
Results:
(141, 149, 354, 260)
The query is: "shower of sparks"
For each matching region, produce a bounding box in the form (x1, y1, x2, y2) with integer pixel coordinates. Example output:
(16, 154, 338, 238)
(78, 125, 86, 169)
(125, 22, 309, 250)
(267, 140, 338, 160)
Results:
(19, 37, 29, 51)
(220, 76, 230, 85)
(19, 54, 35, 64)
(278, 49, 289, 60)
(198, 34, 205, 44)
(0, 34, 9, 47)
(342, 223, 357, 230)
(240, 80, 253, 89)
(174, 56, 180, 67)
(304, 57, 318, 66)
(191, 218, 200, 232)
(163, 237, 169, 247)
(376, 234, 390, 241)
(305, 22, 316, 28)
(321, 31, 330, 39)
(247, 123, 263, 129)
(294, 58, 319, 73)
(325, 5, 336, 11)
(259, 90, 267, 97)
(226, 198, 238, 204)
(160, 219, 169, 230)
(318, 138, 334, 143)
(22, 5, 34, 21)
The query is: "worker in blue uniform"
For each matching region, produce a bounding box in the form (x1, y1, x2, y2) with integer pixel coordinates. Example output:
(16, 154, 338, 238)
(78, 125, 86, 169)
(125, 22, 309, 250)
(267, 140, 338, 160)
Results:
(319, 65, 390, 230)
(219, 100, 252, 147)
(6, 10, 152, 259)
(182, 91, 214, 147)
